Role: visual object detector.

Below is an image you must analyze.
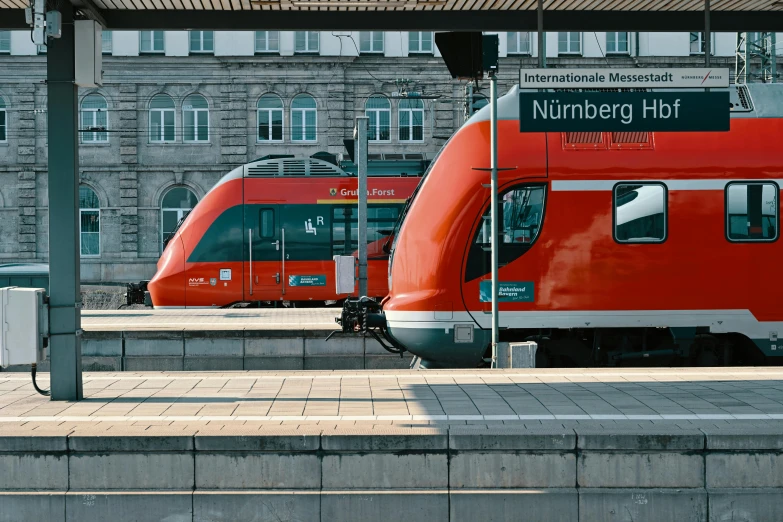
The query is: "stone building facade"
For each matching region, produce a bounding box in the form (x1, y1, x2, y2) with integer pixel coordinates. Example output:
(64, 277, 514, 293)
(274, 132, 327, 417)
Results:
(0, 30, 776, 282)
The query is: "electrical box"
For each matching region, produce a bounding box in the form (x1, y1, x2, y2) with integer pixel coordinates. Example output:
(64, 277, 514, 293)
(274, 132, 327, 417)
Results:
(0, 287, 48, 368)
(46, 10, 61, 39)
(75, 20, 103, 87)
(334, 256, 355, 295)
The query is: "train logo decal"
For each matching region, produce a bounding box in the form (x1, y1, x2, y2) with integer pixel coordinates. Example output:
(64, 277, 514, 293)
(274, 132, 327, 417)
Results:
(330, 188, 337, 196)
(288, 275, 326, 287)
(209, 278, 217, 286)
(188, 277, 208, 286)
(479, 281, 535, 303)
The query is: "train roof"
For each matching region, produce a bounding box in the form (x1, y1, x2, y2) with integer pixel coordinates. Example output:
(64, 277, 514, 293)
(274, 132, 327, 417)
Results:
(469, 83, 783, 125)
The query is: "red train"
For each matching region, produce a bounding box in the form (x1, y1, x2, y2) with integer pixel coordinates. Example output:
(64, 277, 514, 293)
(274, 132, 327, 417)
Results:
(341, 84, 783, 368)
(146, 156, 422, 308)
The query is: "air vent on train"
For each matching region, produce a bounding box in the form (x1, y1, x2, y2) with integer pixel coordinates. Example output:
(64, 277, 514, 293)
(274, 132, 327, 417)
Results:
(245, 158, 348, 177)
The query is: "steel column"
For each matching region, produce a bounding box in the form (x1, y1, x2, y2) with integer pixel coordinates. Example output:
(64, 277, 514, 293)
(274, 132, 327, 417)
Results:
(356, 116, 369, 298)
(704, 0, 711, 67)
(489, 74, 499, 368)
(47, 5, 83, 401)
(537, 0, 546, 68)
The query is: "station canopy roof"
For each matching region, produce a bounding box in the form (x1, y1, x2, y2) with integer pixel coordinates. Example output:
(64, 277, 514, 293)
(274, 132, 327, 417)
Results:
(1, 0, 782, 33)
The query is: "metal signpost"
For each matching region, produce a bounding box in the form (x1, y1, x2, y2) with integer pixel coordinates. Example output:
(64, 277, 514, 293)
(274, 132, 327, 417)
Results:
(356, 117, 369, 298)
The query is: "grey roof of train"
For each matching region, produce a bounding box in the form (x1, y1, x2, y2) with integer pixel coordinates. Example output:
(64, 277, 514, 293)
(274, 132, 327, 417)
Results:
(468, 83, 783, 124)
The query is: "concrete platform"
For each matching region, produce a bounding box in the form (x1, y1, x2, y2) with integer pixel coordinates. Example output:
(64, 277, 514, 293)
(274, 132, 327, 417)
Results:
(3, 368, 783, 521)
(4, 309, 415, 372)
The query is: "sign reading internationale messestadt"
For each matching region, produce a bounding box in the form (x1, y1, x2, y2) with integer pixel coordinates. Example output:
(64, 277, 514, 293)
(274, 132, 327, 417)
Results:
(518, 68, 730, 89)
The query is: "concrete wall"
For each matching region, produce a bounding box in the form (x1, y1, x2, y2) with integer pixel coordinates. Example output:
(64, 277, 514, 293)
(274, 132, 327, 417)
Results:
(1, 427, 782, 521)
(16, 330, 414, 372)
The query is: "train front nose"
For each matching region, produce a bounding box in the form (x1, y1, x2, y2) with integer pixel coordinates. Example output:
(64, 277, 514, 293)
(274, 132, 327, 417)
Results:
(147, 236, 186, 308)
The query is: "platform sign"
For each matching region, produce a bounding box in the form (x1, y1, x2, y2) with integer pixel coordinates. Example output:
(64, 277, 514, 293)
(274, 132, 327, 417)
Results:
(288, 275, 326, 287)
(480, 281, 534, 303)
(519, 68, 730, 89)
(519, 92, 730, 133)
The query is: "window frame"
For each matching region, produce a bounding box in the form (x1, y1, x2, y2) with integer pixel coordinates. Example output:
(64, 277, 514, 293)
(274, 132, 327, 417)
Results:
(612, 181, 668, 245)
(330, 204, 401, 258)
(79, 186, 101, 258)
(606, 31, 630, 55)
(149, 94, 176, 143)
(360, 31, 384, 54)
(558, 32, 582, 55)
(398, 98, 425, 143)
(365, 95, 391, 142)
(408, 31, 433, 54)
(182, 94, 209, 143)
(725, 180, 779, 243)
(507, 32, 531, 55)
(161, 187, 198, 251)
(294, 31, 319, 54)
(101, 30, 112, 54)
(80, 94, 109, 144)
(290, 94, 317, 142)
(689, 32, 715, 55)
(255, 31, 280, 53)
(257, 94, 284, 143)
(0, 31, 10, 54)
(140, 30, 165, 54)
(189, 30, 214, 54)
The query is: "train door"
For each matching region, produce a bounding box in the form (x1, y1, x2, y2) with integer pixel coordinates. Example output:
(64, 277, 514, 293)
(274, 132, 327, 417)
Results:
(244, 205, 283, 301)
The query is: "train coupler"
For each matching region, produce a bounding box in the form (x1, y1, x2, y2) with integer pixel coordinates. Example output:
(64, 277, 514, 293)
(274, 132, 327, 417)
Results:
(125, 281, 151, 307)
(328, 297, 406, 357)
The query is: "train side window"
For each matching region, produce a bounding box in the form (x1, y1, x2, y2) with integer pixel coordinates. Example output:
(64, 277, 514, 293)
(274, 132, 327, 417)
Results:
(259, 208, 275, 239)
(726, 182, 778, 242)
(332, 205, 400, 258)
(613, 183, 667, 243)
(466, 184, 547, 282)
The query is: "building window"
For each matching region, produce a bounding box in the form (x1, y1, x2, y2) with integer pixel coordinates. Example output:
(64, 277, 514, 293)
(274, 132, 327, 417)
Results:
(255, 31, 279, 53)
(257, 94, 284, 142)
(189, 31, 214, 54)
(79, 186, 100, 257)
(360, 31, 384, 54)
(80, 94, 108, 143)
(291, 94, 317, 142)
(606, 32, 629, 54)
(295, 31, 319, 53)
(726, 182, 778, 242)
(0, 96, 6, 142)
(0, 31, 11, 54)
(183, 94, 209, 142)
(149, 94, 176, 143)
(558, 32, 581, 55)
(614, 183, 667, 243)
(102, 30, 112, 54)
(366, 95, 391, 142)
(161, 187, 198, 251)
(398, 98, 424, 142)
(408, 32, 433, 54)
(507, 32, 531, 55)
(140, 31, 165, 53)
(690, 32, 714, 55)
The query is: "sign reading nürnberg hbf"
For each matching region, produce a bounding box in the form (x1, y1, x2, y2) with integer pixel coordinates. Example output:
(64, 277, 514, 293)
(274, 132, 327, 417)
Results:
(519, 92, 730, 132)
(519, 68, 730, 89)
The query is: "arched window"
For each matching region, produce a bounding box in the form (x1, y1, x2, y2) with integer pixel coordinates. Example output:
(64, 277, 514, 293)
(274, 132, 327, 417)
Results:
(183, 94, 209, 142)
(79, 186, 100, 257)
(365, 95, 390, 142)
(0, 96, 6, 142)
(257, 94, 283, 142)
(291, 94, 317, 142)
(398, 98, 424, 142)
(80, 94, 108, 143)
(149, 94, 175, 143)
(161, 187, 198, 251)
